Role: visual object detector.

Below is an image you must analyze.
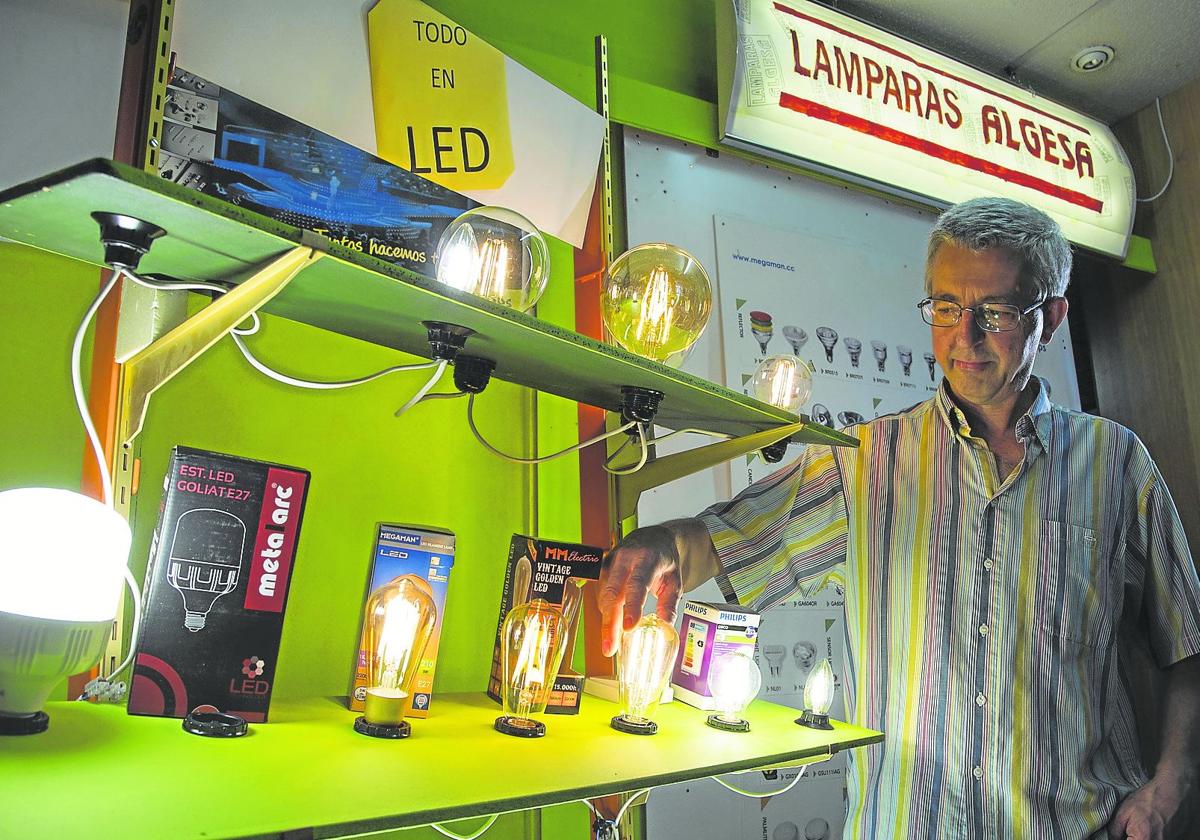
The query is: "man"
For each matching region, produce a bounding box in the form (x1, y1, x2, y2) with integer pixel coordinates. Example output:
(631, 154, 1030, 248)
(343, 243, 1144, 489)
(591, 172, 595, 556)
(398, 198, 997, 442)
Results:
(599, 198, 1200, 839)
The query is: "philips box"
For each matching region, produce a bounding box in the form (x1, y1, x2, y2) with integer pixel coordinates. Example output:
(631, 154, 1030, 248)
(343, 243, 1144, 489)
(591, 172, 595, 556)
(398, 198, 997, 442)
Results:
(128, 447, 309, 722)
(486, 536, 603, 715)
(349, 524, 455, 719)
(670, 601, 761, 710)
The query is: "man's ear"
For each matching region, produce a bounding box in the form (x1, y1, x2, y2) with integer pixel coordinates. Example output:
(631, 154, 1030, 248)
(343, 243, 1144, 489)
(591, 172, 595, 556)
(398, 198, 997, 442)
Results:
(1040, 296, 1069, 344)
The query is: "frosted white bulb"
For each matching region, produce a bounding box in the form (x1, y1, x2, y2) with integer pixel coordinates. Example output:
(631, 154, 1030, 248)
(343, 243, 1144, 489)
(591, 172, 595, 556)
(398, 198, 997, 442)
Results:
(750, 355, 812, 414)
(705, 651, 761, 732)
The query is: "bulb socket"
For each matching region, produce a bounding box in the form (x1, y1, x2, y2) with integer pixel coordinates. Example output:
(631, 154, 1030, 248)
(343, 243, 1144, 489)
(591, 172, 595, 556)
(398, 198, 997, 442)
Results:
(611, 714, 658, 735)
(761, 440, 789, 463)
(0, 710, 49, 736)
(452, 355, 495, 394)
(795, 709, 833, 730)
(619, 386, 664, 425)
(91, 212, 166, 272)
(422, 321, 474, 362)
(354, 716, 411, 739)
(705, 713, 750, 733)
(494, 715, 545, 738)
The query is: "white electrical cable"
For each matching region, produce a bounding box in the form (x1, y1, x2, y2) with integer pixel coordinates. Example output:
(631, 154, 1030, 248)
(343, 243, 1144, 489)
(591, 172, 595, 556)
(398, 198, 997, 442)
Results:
(604, 423, 649, 475)
(466, 393, 636, 464)
(652, 427, 732, 445)
(428, 814, 500, 840)
(1136, 97, 1174, 203)
(394, 360, 448, 417)
(578, 789, 653, 840)
(709, 764, 810, 798)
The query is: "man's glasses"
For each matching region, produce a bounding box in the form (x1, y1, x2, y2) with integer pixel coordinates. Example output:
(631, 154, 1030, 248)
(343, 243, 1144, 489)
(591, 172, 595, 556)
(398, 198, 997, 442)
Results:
(917, 297, 1045, 333)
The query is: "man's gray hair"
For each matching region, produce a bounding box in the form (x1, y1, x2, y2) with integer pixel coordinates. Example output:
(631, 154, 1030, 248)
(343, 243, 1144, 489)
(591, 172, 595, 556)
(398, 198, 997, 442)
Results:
(925, 197, 1073, 301)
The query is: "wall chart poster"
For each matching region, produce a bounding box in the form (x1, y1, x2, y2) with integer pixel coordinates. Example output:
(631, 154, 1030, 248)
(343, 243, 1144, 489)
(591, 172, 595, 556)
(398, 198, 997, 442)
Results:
(159, 66, 478, 278)
(714, 213, 1081, 492)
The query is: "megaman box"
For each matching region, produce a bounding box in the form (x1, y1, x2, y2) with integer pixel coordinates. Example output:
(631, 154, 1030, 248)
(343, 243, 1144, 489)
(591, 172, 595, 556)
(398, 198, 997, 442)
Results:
(127, 447, 310, 722)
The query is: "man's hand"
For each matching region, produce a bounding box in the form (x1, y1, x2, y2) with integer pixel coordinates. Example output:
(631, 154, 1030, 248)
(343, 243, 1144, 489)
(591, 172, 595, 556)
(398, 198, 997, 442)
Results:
(1106, 770, 1198, 839)
(598, 526, 683, 658)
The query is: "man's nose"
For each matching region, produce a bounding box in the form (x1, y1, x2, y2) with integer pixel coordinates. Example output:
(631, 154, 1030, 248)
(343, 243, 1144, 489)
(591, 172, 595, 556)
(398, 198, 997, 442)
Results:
(954, 310, 985, 343)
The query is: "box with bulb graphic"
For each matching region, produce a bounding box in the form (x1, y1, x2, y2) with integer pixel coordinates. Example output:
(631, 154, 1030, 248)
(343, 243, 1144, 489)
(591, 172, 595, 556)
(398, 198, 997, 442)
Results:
(127, 447, 310, 722)
(348, 524, 455, 719)
(486, 535, 604, 715)
(670, 601, 761, 710)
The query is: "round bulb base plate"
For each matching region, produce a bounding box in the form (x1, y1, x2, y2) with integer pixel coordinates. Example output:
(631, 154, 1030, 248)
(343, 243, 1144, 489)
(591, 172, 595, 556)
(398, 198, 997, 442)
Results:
(354, 716, 411, 739)
(796, 710, 833, 730)
(0, 711, 49, 736)
(494, 715, 545, 738)
(611, 714, 658, 736)
(706, 713, 750, 733)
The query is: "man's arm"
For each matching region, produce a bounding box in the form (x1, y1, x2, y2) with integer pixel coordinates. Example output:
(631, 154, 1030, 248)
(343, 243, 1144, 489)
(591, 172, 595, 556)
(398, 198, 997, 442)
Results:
(597, 518, 721, 657)
(1107, 655, 1200, 839)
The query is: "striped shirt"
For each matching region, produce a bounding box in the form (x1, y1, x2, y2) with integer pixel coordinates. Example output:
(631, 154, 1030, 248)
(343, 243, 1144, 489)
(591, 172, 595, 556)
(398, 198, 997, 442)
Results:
(698, 381, 1200, 839)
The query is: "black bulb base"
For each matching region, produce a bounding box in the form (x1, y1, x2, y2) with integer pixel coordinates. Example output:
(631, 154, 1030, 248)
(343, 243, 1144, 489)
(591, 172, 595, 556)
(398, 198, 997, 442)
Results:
(354, 716, 411, 739)
(453, 355, 495, 394)
(761, 440, 790, 463)
(610, 714, 658, 735)
(422, 321, 474, 362)
(705, 713, 750, 733)
(795, 709, 833, 730)
(0, 710, 49, 736)
(91, 212, 165, 272)
(619, 386, 664, 425)
(495, 715, 545, 738)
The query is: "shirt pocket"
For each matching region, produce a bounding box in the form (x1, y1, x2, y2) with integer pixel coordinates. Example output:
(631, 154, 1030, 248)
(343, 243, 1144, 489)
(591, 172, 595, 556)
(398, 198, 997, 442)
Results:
(1033, 521, 1113, 647)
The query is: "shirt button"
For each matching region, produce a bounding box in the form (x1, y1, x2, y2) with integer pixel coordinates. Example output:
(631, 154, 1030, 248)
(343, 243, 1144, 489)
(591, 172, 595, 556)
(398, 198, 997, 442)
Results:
(979, 624, 989, 636)
(975, 693, 986, 707)
(983, 558, 994, 572)
(973, 766, 983, 780)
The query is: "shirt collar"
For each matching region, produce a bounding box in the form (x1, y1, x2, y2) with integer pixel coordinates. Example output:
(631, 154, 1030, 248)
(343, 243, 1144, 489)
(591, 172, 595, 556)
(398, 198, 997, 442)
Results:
(933, 376, 1052, 446)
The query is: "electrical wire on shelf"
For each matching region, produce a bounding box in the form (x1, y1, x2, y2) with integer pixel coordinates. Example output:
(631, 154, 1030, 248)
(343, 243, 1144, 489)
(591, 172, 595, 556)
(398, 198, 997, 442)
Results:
(603, 422, 649, 475)
(427, 814, 501, 840)
(1136, 97, 1174, 204)
(393, 360, 449, 417)
(467, 393, 636, 464)
(709, 764, 810, 798)
(579, 788, 653, 840)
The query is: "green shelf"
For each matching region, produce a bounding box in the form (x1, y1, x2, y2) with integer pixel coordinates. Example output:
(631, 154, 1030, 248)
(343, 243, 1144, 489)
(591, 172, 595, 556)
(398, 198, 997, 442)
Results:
(0, 159, 856, 445)
(0, 694, 881, 839)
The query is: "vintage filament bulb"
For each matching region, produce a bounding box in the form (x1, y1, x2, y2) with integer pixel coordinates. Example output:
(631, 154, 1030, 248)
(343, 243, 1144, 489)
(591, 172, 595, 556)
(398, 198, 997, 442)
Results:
(705, 651, 762, 733)
(435, 206, 549, 312)
(750, 355, 812, 414)
(601, 243, 712, 367)
(612, 615, 679, 735)
(796, 658, 835, 730)
(354, 574, 437, 739)
(495, 599, 568, 738)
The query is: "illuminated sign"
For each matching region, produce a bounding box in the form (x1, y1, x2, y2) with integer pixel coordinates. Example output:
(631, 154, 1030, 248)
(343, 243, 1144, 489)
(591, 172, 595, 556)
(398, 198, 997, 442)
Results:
(717, 0, 1134, 258)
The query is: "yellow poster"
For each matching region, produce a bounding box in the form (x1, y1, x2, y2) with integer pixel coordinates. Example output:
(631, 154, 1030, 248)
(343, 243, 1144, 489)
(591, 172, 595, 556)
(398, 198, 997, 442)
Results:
(369, 0, 605, 247)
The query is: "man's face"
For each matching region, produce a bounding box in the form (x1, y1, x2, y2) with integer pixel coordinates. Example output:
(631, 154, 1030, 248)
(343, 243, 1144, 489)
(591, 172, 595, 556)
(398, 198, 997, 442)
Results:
(927, 242, 1046, 411)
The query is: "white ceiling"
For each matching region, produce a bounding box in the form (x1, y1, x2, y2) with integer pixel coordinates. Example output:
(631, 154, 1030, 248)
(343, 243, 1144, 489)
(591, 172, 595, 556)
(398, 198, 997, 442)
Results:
(825, 0, 1200, 122)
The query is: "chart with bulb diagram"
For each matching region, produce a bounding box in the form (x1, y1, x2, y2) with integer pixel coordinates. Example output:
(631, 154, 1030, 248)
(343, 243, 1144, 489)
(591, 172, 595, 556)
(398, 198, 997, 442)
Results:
(715, 213, 1082, 492)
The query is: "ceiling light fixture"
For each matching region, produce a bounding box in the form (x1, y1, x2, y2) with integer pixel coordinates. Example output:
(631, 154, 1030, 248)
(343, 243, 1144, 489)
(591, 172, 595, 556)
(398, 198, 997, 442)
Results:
(1071, 45, 1115, 73)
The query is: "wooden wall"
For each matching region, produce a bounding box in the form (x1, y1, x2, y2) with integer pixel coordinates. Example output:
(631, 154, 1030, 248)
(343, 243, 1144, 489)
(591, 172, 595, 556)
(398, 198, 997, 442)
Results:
(1077, 77, 1200, 552)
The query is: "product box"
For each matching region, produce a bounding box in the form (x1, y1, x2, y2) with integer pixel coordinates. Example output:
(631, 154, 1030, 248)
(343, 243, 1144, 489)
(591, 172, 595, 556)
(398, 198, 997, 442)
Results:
(128, 447, 310, 722)
(159, 65, 478, 279)
(349, 524, 455, 719)
(670, 601, 761, 710)
(486, 536, 603, 715)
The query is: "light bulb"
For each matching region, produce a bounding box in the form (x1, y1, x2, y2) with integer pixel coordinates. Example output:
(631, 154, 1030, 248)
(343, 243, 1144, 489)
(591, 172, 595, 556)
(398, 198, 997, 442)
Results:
(796, 657, 835, 730)
(843, 337, 862, 368)
(871, 340, 887, 372)
(815, 327, 838, 363)
(924, 351, 937, 381)
(612, 615, 679, 735)
(898, 345, 913, 377)
(355, 574, 437, 738)
(167, 508, 245, 632)
(782, 325, 808, 355)
(434, 206, 549, 312)
(750, 355, 812, 414)
(793, 640, 816, 671)
(495, 598, 568, 738)
(601, 243, 712, 367)
(762, 644, 786, 677)
(0, 488, 131, 734)
(705, 651, 761, 732)
(811, 403, 832, 427)
(749, 310, 774, 354)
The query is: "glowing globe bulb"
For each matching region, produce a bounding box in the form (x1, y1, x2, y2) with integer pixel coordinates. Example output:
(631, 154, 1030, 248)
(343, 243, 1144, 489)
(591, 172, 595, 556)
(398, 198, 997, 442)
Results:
(705, 651, 761, 732)
(612, 615, 679, 735)
(435, 206, 549, 312)
(601, 243, 712, 367)
(796, 657, 835, 730)
(495, 599, 568, 738)
(354, 574, 438, 739)
(750, 355, 813, 414)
